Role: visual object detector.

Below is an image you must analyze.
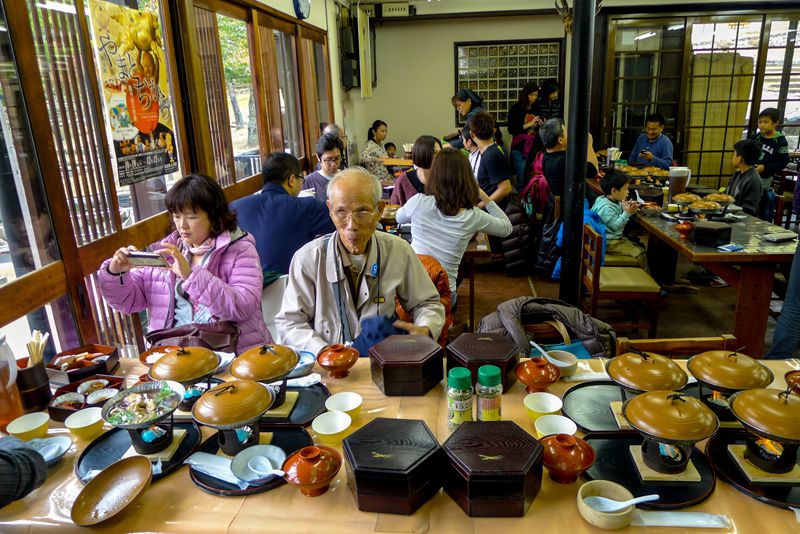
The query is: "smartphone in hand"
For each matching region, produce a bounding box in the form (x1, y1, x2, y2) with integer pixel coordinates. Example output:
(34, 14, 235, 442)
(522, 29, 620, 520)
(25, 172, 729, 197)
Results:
(127, 251, 169, 268)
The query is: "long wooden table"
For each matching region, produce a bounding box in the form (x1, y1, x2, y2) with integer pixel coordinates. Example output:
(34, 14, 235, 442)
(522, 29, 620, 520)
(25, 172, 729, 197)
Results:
(636, 212, 795, 355)
(585, 178, 795, 355)
(1, 357, 798, 533)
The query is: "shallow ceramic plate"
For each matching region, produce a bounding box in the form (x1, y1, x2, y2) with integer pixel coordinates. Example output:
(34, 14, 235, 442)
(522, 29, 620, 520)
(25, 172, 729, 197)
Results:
(230, 444, 286, 485)
(287, 350, 316, 379)
(213, 351, 236, 375)
(71, 456, 152, 526)
(27, 436, 72, 467)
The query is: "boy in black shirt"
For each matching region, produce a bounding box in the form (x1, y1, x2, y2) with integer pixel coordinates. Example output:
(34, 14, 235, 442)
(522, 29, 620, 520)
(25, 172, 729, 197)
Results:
(469, 111, 512, 209)
(753, 108, 790, 220)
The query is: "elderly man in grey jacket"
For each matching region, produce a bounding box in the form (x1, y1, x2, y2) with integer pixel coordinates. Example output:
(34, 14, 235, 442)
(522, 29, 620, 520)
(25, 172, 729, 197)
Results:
(275, 167, 445, 355)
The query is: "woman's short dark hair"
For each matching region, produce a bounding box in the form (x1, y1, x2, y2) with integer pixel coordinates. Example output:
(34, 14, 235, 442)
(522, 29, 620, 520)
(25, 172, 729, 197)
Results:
(165, 174, 237, 236)
(599, 168, 631, 195)
(425, 147, 480, 216)
(517, 82, 540, 107)
(367, 120, 387, 142)
(412, 135, 442, 168)
(468, 111, 495, 141)
(315, 133, 344, 156)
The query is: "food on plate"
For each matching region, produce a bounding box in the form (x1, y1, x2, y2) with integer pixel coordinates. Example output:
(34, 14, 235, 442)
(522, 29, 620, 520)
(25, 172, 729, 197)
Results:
(106, 383, 181, 426)
(689, 200, 722, 212)
(52, 352, 105, 371)
(704, 193, 735, 204)
(77, 379, 109, 395)
(672, 193, 701, 204)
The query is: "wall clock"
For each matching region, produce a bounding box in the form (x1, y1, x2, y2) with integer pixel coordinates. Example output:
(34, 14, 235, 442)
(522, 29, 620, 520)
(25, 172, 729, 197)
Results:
(293, 0, 311, 20)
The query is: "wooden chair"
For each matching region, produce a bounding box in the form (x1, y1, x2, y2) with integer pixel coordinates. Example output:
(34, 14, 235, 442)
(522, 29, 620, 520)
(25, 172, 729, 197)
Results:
(616, 334, 738, 358)
(580, 224, 661, 337)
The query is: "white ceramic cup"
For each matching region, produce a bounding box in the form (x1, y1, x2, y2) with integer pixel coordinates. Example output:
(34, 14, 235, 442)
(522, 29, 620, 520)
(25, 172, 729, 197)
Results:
(535, 414, 577, 439)
(324, 392, 363, 418)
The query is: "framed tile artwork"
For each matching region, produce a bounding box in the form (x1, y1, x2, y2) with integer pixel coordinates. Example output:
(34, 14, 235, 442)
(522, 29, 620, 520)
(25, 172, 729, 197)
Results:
(454, 39, 565, 127)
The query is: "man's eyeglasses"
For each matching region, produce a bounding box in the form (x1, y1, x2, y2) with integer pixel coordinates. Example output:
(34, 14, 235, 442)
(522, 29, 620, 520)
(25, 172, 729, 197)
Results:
(331, 209, 375, 224)
(292, 174, 305, 183)
(322, 156, 342, 164)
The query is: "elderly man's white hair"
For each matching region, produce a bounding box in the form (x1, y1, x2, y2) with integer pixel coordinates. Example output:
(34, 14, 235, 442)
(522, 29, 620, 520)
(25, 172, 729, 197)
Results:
(327, 167, 382, 206)
(323, 123, 344, 138)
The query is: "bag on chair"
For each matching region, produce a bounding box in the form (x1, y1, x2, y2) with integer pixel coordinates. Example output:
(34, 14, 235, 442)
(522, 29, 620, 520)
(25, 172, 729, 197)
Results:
(145, 320, 240, 352)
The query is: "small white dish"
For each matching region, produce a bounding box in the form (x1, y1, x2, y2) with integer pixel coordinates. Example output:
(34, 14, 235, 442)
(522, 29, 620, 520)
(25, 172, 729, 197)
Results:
(77, 379, 109, 395)
(287, 350, 316, 379)
(213, 352, 236, 375)
(87, 388, 118, 405)
(230, 445, 287, 485)
(535, 414, 577, 439)
(28, 435, 72, 467)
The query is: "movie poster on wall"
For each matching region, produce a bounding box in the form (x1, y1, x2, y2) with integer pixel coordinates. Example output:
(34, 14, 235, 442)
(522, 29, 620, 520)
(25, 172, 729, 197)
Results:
(88, 0, 178, 185)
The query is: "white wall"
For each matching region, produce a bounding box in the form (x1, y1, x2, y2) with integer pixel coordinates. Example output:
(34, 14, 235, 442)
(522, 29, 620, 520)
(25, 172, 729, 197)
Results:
(254, 0, 328, 31)
(342, 15, 565, 159)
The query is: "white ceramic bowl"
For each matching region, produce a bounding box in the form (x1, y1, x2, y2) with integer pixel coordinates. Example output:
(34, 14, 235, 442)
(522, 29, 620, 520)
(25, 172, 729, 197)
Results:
(324, 392, 363, 418)
(523, 392, 563, 422)
(311, 411, 351, 445)
(6, 412, 50, 441)
(535, 414, 577, 440)
(544, 350, 579, 377)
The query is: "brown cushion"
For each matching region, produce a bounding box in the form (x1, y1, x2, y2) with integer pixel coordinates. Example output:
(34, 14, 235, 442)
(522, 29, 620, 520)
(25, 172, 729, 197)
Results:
(604, 254, 639, 267)
(599, 267, 660, 293)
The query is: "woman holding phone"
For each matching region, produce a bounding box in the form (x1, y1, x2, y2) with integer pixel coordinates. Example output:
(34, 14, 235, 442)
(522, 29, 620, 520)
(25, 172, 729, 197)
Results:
(98, 174, 270, 352)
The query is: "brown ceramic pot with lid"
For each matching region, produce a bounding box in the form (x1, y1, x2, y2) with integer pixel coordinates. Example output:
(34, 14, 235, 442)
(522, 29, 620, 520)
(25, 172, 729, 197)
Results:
(317, 344, 359, 379)
(687, 349, 773, 422)
(282, 445, 342, 497)
(515, 358, 561, 393)
(623, 390, 719, 474)
(606, 350, 688, 396)
(192, 380, 274, 455)
(729, 388, 800, 473)
(540, 434, 595, 484)
(231, 344, 299, 407)
(231, 344, 299, 382)
(148, 346, 220, 384)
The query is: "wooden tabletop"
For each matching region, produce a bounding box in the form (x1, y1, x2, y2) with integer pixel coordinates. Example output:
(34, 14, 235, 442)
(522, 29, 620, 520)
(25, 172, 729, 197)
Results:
(635, 213, 796, 263)
(2, 357, 798, 533)
(383, 158, 413, 166)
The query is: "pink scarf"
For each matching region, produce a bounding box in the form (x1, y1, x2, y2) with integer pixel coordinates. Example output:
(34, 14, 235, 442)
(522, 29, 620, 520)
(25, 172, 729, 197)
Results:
(179, 236, 216, 257)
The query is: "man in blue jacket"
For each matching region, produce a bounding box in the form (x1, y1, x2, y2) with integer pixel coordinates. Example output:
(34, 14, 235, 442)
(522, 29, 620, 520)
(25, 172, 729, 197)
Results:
(231, 152, 335, 287)
(628, 113, 674, 170)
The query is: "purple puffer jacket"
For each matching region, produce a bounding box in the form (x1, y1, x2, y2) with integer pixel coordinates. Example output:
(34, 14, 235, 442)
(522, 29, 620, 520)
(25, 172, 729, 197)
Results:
(97, 228, 271, 353)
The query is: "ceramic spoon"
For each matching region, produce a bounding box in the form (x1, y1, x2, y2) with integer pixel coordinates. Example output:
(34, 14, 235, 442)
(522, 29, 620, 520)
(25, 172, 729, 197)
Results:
(247, 456, 285, 478)
(529, 340, 549, 358)
(584, 494, 660, 512)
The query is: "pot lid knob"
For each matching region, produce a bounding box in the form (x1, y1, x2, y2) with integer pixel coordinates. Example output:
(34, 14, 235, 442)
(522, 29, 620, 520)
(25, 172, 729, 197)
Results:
(667, 393, 687, 405)
(259, 345, 278, 355)
(213, 384, 236, 396)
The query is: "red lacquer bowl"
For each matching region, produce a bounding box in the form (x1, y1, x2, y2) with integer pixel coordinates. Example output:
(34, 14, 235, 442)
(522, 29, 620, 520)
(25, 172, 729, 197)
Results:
(316, 344, 359, 379)
(540, 433, 596, 483)
(282, 445, 342, 497)
(674, 222, 693, 240)
(515, 358, 561, 393)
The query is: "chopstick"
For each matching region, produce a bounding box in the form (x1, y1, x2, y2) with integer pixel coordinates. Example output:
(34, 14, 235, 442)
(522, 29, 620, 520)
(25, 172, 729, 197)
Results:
(25, 330, 49, 368)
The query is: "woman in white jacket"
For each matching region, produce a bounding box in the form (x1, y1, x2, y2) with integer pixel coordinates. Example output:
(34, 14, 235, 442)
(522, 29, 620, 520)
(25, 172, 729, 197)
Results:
(396, 147, 513, 300)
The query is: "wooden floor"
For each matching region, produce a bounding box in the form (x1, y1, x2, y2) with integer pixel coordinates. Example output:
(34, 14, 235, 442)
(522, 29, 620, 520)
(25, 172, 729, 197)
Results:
(450, 255, 778, 352)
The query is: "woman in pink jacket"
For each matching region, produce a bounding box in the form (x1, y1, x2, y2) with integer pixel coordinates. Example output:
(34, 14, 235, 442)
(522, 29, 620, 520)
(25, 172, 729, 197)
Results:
(98, 174, 271, 353)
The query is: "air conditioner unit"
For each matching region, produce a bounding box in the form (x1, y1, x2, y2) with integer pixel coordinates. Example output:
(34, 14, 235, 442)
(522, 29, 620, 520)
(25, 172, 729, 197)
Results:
(380, 3, 411, 18)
